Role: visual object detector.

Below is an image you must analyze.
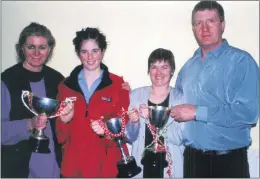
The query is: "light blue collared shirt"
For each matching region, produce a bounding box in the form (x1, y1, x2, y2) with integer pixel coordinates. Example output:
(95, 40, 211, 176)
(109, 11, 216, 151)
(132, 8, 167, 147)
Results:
(176, 39, 259, 150)
(78, 69, 104, 103)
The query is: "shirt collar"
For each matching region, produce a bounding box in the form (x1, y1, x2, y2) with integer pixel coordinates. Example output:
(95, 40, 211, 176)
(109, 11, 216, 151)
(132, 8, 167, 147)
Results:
(193, 39, 229, 58)
(78, 68, 104, 82)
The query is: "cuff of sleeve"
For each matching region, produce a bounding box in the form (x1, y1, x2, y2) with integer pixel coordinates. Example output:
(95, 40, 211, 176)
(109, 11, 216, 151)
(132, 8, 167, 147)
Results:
(24, 119, 32, 137)
(14, 119, 32, 140)
(196, 106, 208, 122)
(128, 120, 140, 130)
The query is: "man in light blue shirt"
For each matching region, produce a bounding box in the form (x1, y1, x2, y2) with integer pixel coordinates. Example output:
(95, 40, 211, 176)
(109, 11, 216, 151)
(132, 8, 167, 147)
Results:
(171, 1, 259, 178)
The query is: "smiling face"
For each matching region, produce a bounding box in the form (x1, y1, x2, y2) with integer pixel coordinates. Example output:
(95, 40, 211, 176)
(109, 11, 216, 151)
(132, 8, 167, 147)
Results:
(23, 36, 50, 72)
(149, 60, 172, 87)
(78, 39, 104, 72)
(192, 9, 225, 51)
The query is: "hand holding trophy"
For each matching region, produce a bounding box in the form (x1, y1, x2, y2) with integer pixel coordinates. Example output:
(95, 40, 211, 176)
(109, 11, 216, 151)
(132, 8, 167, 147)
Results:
(21, 90, 76, 153)
(28, 115, 48, 131)
(97, 108, 141, 178)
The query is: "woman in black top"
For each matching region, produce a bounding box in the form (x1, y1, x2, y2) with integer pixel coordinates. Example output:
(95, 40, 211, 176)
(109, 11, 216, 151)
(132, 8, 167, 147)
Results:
(142, 94, 170, 178)
(125, 48, 184, 178)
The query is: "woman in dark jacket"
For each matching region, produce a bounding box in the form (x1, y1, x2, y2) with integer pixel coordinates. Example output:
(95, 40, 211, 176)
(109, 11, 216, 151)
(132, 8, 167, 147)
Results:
(1, 22, 63, 178)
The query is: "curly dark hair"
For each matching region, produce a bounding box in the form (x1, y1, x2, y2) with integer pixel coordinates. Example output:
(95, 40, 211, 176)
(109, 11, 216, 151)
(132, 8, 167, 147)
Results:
(15, 22, 56, 63)
(72, 27, 108, 55)
(147, 48, 175, 74)
(192, 1, 225, 25)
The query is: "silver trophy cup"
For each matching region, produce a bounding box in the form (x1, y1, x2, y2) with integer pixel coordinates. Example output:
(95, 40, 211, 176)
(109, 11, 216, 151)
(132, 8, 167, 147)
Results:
(105, 118, 141, 178)
(141, 106, 170, 168)
(21, 90, 76, 153)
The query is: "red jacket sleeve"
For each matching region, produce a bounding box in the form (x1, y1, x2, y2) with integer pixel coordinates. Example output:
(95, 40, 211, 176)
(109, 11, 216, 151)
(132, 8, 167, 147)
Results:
(117, 82, 130, 124)
(56, 82, 72, 145)
(102, 77, 130, 147)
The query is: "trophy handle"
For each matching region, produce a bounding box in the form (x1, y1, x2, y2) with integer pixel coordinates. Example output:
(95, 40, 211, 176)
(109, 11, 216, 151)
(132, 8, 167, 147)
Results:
(21, 90, 39, 116)
(21, 91, 77, 119)
(48, 97, 77, 118)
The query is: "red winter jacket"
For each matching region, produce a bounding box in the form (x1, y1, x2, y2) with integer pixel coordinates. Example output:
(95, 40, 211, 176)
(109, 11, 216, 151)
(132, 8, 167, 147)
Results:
(56, 64, 130, 178)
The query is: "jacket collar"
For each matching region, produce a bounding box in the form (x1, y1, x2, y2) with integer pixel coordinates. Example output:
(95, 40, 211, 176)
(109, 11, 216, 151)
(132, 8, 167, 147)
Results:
(64, 63, 112, 93)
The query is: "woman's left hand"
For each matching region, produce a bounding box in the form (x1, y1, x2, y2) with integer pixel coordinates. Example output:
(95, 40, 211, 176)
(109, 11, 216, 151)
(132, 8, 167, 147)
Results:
(90, 120, 105, 135)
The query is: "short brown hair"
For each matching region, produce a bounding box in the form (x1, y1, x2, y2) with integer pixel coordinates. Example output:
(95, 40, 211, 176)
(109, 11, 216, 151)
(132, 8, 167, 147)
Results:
(148, 48, 175, 74)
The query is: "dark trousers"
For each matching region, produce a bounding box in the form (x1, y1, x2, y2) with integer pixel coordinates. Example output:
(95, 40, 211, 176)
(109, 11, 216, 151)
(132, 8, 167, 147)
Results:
(184, 146, 250, 178)
(1, 164, 29, 178)
(142, 151, 167, 178)
(1, 141, 31, 178)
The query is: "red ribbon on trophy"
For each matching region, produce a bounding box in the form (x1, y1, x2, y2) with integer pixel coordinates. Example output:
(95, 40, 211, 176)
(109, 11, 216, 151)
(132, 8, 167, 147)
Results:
(97, 107, 127, 139)
(147, 122, 173, 178)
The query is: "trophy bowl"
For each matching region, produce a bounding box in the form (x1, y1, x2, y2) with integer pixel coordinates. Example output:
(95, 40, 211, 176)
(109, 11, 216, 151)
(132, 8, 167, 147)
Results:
(105, 118, 141, 178)
(21, 90, 76, 153)
(28, 96, 61, 117)
(141, 106, 170, 169)
(148, 106, 170, 128)
(106, 118, 123, 136)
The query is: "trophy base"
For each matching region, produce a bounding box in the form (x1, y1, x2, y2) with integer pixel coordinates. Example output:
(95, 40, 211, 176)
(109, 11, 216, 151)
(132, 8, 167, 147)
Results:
(141, 149, 168, 168)
(117, 156, 142, 178)
(29, 136, 50, 154)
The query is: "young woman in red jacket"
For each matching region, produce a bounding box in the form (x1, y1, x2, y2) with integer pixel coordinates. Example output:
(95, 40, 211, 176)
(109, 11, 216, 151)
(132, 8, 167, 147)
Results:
(56, 27, 130, 178)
